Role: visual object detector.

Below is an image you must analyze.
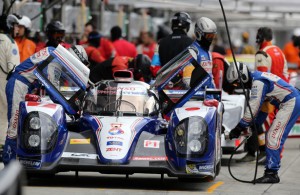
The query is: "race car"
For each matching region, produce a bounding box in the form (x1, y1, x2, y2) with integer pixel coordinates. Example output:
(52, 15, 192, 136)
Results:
(16, 46, 223, 181)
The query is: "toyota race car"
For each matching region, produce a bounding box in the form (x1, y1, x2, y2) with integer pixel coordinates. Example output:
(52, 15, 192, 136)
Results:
(16, 46, 222, 181)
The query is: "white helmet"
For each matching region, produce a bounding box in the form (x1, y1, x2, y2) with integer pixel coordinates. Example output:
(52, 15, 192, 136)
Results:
(194, 17, 217, 42)
(18, 15, 32, 29)
(226, 62, 249, 84)
(68, 45, 89, 66)
(6, 14, 20, 29)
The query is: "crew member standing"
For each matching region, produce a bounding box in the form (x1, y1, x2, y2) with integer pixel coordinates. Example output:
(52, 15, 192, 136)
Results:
(0, 14, 20, 157)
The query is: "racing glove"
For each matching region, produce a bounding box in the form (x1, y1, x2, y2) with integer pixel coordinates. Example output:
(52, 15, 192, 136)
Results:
(229, 125, 246, 140)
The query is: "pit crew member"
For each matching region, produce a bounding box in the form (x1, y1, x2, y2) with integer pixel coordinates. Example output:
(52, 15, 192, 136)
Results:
(2, 45, 88, 165)
(226, 62, 300, 184)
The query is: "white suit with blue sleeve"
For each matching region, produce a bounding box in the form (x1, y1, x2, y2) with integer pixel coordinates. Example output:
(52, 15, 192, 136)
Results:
(238, 71, 300, 172)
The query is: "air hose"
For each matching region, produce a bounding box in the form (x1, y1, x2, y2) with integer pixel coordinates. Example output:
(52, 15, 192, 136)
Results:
(218, 0, 260, 184)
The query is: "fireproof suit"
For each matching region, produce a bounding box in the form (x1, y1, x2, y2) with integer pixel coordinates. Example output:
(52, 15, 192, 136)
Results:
(3, 47, 56, 165)
(255, 41, 289, 82)
(237, 71, 300, 172)
(255, 41, 289, 149)
(0, 33, 20, 148)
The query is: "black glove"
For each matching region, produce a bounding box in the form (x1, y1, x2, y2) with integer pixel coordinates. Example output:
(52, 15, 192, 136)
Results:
(229, 125, 246, 140)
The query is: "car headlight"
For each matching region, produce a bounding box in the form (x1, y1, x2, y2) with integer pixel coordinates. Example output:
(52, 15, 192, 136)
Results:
(29, 117, 41, 130)
(21, 111, 58, 154)
(188, 140, 202, 152)
(28, 134, 41, 147)
(174, 116, 208, 157)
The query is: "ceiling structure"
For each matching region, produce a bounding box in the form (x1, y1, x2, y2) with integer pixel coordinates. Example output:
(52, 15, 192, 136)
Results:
(109, 0, 300, 29)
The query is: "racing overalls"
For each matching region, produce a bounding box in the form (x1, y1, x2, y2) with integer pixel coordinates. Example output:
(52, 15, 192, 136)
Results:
(151, 29, 193, 77)
(0, 33, 20, 148)
(237, 71, 300, 172)
(181, 41, 215, 90)
(3, 47, 55, 165)
(255, 41, 289, 82)
(255, 41, 289, 140)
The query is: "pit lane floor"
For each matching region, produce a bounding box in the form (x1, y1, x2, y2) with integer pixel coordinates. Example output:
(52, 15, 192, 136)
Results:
(1, 138, 300, 195)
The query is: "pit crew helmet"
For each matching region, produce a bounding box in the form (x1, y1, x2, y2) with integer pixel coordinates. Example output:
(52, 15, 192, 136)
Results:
(194, 17, 217, 42)
(6, 14, 21, 30)
(18, 15, 32, 30)
(256, 27, 272, 44)
(226, 62, 250, 86)
(46, 20, 65, 43)
(171, 12, 192, 32)
(68, 45, 89, 66)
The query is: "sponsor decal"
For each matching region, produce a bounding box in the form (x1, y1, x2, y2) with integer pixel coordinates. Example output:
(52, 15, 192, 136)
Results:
(12, 110, 19, 129)
(186, 164, 199, 174)
(108, 123, 124, 135)
(132, 156, 167, 161)
(185, 107, 200, 111)
(144, 140, 160, 148)
(106, 136, 124, 140)
(106, 148, 122, 152)
(62, 152, 98, 159)
(70, 138, 90, 144)
(107, 141, 123, 146)
(197, 164, 214, 170)
(27, 102, 57, 109)
(12, 48, 18, 55)
(271, 121, 281, 139)
(19, 159, 41, 168)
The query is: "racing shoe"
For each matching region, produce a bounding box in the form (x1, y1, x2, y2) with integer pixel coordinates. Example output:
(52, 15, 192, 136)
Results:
(236, 153, 255, 162)
(254, 172, 280, 184)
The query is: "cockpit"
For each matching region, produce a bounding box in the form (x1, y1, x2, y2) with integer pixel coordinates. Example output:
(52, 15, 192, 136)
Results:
(83, 80, 159, 117)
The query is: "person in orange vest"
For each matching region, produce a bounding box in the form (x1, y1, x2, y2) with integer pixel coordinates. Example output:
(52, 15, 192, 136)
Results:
(12, 14, 36, 62)
(137, 31, 157, 59)
(283, 28, 300, 69)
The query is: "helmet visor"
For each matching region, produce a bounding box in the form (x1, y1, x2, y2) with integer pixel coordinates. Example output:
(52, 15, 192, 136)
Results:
(203, 32, 216, 42)
(52, 31, 65, 41)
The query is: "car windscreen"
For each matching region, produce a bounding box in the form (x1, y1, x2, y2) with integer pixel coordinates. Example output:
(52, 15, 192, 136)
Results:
(84, 81, 158, 116)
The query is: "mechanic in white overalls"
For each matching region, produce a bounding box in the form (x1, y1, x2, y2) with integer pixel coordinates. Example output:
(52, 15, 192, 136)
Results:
(2, 45, 88, 165)
(225, 62, 300, 184)
(0, 14, 20, 154)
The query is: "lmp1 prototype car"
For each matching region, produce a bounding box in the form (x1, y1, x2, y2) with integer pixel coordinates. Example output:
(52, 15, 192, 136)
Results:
(17, 46, 222, 180)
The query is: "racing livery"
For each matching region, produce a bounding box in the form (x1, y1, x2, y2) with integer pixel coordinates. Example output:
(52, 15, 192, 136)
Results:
(16, 48, 222, 180)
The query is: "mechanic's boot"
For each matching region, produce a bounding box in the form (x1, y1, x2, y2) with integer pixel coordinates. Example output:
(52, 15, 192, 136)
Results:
(254, 172, 280, 184)
(236, 153, 255, 162)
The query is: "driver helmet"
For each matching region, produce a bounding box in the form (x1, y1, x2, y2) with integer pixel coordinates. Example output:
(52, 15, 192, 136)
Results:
(130, 54, 152, 83)
(68, 45, 89, 66)
(194, 17, 217, 42)
(171, 12, 192, 32)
